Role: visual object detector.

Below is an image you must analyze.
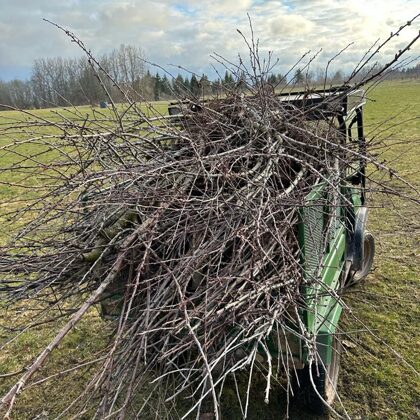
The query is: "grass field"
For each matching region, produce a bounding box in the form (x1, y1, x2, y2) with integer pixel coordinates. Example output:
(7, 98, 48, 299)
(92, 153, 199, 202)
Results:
(0, 81, 419, 419)
(337, 80, 420, 419)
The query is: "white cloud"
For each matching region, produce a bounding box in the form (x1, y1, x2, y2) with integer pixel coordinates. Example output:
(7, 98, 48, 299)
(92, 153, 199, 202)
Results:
(0, 0, 418, 80)
(200, 0, 253, 15)
(269, 14, 315, 35)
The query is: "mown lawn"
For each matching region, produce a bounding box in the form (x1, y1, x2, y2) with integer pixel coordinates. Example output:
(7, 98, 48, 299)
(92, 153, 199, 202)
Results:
(0, 81, 419, 419)
(336, 80, 420, 419)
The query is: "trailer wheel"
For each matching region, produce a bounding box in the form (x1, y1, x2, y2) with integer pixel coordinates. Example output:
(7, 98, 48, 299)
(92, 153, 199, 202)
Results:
(350, 231, 375, 284)
(293, 336, 341, 415)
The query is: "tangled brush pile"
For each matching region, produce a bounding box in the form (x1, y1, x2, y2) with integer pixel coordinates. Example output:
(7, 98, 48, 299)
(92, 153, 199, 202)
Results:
(0, 18, 419, 419)
(0, 90, 346, 413)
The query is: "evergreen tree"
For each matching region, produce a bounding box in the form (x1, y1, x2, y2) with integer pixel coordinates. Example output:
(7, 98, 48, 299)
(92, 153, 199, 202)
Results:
(331, 70, 343, 85)
(190, 75, 200, 96)
(268, 74, 277, 86)
(294, 68, 304, 85)
(161, 74, 170, 96)
(154, 73, 161, 101)
(183, 76, 190, 92)
(140, 70, 154, 100)
(173, 74, 185, 95)
(199, 74, 211, 97)
(223, 71, 234, 86)
(237, 71, 247, 91)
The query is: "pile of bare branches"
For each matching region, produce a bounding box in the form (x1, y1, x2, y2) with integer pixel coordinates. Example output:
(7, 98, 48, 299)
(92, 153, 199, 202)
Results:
(0, 17, 418, 419)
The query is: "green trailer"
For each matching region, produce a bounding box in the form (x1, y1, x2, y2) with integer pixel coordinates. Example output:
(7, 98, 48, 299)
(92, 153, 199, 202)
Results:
(168, 87, 375, 414)
(264, 87, 375, 414)
(98, 86, 375, 415)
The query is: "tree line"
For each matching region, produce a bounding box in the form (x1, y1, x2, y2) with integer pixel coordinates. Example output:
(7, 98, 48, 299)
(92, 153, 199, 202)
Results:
(291, 62, 420, 86)
(0, 44, 262, 110)
(0, 44, 418, 111)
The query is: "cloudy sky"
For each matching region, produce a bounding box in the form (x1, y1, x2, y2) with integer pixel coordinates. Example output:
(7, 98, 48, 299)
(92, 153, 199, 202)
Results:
(0, 0, 419, 81)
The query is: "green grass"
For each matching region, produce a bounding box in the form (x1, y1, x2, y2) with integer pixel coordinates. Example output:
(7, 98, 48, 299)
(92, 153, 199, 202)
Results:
(336, 80, 420, 420)
(0, 81, 419, 419)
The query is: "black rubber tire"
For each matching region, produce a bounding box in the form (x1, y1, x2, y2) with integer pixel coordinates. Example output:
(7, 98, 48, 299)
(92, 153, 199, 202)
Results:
(349, 231, 375, 285)
(292, 336, 341, 415)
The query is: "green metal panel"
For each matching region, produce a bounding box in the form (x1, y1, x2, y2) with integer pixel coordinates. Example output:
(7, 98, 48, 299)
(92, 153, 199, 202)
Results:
(351, 187, 362, 208)
(258, 182, 353, 365)
(297, 181, 346, 365)
(299, 183, 326, 280)
(311, 232, 345, 364)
